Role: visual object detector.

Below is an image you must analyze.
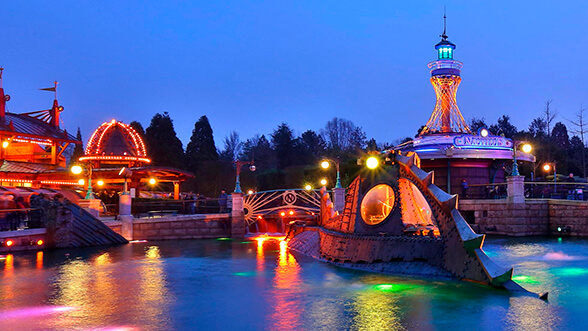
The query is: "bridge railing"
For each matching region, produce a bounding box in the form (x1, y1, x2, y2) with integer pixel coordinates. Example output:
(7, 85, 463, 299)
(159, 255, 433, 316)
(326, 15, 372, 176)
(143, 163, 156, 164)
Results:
(463, 182, 588, 201)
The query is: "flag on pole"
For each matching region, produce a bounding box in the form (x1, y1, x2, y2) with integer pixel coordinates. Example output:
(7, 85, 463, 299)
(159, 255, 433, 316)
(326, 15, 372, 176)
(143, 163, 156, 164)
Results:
(39, 87, 56, 92)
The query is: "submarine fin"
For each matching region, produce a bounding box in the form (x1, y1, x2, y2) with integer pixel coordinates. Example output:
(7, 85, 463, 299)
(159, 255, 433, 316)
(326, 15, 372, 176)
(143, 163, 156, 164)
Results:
(475, 248, 513, 287)
(451, 209, 484, 254)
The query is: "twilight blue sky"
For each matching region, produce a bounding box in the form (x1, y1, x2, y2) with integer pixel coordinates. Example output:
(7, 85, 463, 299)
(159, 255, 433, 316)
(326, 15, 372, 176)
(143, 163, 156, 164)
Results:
(2, 1, 588, 148)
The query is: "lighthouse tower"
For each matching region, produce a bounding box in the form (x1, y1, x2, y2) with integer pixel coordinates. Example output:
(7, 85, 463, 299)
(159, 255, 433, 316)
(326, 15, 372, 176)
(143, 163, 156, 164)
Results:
(420, 15, 470, 135)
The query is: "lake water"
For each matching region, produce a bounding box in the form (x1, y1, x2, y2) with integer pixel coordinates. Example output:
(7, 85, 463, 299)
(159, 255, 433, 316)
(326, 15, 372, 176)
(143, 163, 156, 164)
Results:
(1, 235, 588, 330)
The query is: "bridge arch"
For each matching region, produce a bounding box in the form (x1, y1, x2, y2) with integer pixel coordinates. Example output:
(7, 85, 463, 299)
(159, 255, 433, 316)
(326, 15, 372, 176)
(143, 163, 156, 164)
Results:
(243, 189, 322, 233)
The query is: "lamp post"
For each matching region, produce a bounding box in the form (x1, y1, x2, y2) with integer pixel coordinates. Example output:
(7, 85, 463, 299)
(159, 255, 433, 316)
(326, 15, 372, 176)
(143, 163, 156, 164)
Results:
(320, 158, 342, 188)
(543, 162, 557, 193)
(119, 167, 133, 195)
(511, 141, 532, 176)
(234, 160, 256, 193)
(71, 163, 94, 199)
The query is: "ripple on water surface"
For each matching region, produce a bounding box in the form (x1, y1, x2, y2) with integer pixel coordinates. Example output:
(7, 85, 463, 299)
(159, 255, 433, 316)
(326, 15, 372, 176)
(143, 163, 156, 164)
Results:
(0, 236, 587, 330)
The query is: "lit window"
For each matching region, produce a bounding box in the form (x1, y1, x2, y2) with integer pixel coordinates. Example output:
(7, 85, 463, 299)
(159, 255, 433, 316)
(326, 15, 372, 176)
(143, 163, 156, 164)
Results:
(360, 184, 395, 225)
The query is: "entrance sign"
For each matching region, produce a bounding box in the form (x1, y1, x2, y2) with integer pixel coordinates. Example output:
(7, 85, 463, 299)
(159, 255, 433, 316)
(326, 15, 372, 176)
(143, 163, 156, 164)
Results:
(453, 135, 512, 149)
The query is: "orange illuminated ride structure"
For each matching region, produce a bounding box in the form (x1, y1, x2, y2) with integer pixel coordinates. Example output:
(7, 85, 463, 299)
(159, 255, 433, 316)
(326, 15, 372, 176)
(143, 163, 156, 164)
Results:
(395, 17, 535, 195)
(0, 68, 192, 203)
(75, 119, 193, 199)
(420, 19, 470, 135)
(80, 119, 151, 167)
(0, 68, 83, 190)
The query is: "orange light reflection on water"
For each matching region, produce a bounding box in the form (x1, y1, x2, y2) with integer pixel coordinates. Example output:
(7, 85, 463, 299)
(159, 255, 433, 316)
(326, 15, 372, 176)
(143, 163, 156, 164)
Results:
(269, 237, 302, 330)
(5, 254, 13, 276)
(36, 251, 43, 270)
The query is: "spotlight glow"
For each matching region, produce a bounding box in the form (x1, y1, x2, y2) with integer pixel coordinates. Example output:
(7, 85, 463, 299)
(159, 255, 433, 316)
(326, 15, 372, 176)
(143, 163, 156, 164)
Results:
(366, 156, 379, 169)
(71, 165, 83, 174)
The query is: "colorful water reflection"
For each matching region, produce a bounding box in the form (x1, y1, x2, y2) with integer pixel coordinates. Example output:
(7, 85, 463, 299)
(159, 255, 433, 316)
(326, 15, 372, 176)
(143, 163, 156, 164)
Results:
(0, 237, 587, 329)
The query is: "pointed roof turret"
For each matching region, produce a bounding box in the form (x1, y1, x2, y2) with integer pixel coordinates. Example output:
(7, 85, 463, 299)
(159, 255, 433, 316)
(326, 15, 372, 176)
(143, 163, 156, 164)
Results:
(435, 12, 456, 60)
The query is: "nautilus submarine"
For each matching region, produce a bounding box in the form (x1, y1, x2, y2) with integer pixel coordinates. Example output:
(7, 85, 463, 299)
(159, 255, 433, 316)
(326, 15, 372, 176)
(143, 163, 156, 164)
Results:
(287, 151, 547, 299)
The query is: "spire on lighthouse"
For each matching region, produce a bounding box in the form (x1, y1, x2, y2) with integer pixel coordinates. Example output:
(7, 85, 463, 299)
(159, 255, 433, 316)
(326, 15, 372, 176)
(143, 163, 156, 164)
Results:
(420, 13, 470, 135)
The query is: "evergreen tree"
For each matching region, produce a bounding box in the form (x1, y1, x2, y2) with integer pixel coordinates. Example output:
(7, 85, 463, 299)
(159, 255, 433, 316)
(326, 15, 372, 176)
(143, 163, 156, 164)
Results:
(271, 123, 297, 170)
(568, 136, 585, 177)
(130, 121, 146, 138)
(469, 117, 488, 133)
(241, 134, 275, 171)
(70, 127, 84, 165)
(145, 112, 185, 169)
(185, 116, 219, 171)
(297, 130, 326, 164)
(489, 115, 517, 138)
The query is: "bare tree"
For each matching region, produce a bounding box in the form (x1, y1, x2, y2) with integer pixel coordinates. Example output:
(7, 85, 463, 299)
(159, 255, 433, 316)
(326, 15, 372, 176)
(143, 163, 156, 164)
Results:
(543, 100, 557, 160)
(567, 106, 587, 177)
(544, 100, 558, 137)
(220, 131, 242, 162)
(321, 117, 366, 153)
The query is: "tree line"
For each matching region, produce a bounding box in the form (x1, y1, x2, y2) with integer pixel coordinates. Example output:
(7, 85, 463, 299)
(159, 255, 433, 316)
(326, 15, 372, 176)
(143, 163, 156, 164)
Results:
(69, 100, 588, 196)
(468, 101, 588, 180)
(130, 114, 371, 197)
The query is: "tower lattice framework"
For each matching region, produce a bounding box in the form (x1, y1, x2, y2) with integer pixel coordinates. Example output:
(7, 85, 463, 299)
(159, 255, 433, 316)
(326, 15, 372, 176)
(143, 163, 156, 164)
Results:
(421, 74, 470, 134)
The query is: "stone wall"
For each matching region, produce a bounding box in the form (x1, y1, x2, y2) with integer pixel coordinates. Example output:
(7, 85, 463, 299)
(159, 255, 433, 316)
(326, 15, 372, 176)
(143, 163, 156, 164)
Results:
(548, 200, 588, 236)
(105, 214, 231, 240)
(459, 199, 588, 236)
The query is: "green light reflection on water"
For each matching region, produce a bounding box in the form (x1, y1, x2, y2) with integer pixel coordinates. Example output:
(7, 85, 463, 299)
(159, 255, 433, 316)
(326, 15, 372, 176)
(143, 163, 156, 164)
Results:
(553, 267, 588, 277)
(240, 241, 252, 244)
(233, 271, 257, 277)
(216, 238, 232, 241)
(512, 275, 540, 284)
(372, 284, 415, 293)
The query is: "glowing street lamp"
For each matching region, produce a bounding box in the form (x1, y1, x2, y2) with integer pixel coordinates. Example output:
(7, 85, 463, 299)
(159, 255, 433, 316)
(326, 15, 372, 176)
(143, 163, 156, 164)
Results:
(320, 158, 342, 188)
(233, 160, 256, 193)
(149, 178, 157, 185)
(304, 184, 312, 191)
(366, 156, 380, 169)
(320, 178, 328, 186)
(71, 163, 94, 199)
(511, 142, 532, 176)
(543, 162, 557, 193)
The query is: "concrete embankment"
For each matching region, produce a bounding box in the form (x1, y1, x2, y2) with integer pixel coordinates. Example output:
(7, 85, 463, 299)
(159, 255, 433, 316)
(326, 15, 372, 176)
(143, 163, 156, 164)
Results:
(104, 214, 232, 240)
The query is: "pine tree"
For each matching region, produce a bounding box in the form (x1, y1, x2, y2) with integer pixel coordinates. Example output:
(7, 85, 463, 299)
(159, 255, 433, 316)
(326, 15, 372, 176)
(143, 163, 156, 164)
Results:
(69, 127, 85, 165)
(145, 112, 185, 169)
(271, 123, 297, 170)
(185, 116, 219, 172)
(130, 121, 146, 139)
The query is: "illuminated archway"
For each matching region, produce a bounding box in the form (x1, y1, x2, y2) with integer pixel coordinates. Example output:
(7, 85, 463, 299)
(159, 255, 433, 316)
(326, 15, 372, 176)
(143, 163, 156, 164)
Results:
(81, 120, 150, 166)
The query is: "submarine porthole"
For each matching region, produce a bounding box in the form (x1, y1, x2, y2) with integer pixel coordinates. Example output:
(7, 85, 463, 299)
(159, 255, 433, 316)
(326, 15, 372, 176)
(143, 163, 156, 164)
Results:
(360, 184, 395, 225)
